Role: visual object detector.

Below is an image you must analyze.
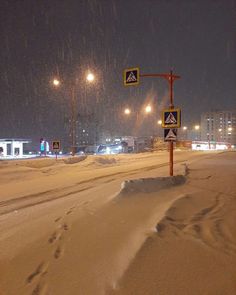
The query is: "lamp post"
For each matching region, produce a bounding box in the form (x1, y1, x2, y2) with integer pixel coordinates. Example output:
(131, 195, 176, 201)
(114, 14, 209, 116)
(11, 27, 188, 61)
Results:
(124, 108, 131, 115)
(156, 120, 162, 137)
(182, 126, 188, 140)
(123, 105, 153, 136)
(194, 125, 200, 141)
(52, 72, 95, 156)
(145, 105, 152, 114)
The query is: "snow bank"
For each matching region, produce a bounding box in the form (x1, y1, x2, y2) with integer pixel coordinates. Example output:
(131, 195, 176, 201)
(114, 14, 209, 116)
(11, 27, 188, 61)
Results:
(63, 155, 87, 164)
(94, 157, 117, 165)
(120, 175, 186, 194)
(84, 156, 118, 166)
(15, 158, 56, 169)
(1, 155, 88, 169)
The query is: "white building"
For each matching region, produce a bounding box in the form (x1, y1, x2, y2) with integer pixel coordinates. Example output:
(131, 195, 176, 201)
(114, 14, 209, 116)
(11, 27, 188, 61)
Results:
(192, 141, 230, 151)
(0, 139, 31, 158)
(200, 110, 236, 145)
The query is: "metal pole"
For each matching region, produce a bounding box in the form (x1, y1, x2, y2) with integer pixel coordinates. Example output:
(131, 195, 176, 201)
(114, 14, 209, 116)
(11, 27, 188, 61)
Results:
(169, 70, 174, 176)
(137, 70, 180, 176)
(71, 86, 76, 156)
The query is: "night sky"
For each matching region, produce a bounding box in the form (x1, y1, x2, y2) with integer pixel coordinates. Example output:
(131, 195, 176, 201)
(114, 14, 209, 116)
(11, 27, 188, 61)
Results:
(0, 0, 235, 143)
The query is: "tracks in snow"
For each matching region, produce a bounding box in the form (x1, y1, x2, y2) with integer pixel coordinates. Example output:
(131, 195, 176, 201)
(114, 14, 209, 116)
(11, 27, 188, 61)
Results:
(0, 160, 186, 216)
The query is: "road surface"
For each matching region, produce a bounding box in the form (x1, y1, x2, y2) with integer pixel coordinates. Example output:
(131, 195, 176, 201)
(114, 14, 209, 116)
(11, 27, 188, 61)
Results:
(0, 150, 235, 295)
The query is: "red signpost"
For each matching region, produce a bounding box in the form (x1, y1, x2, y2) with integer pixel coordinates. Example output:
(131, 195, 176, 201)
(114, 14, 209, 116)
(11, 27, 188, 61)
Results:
(124, 68, 181, 176)
(140, 71, 180, 176)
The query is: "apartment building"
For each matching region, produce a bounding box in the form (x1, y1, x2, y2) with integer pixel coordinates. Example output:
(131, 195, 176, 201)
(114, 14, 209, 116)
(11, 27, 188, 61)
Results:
(201, 110, 236, 145)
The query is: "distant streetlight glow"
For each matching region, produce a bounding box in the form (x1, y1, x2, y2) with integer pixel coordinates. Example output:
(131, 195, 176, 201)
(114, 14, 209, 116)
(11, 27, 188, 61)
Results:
(145, 105, 152, 113)
(194, 125, 200, 130)
(183, 126, 187, 130)
(124, 108, 131, 115)
(53, 79, 60, 87)
(86, 73, 95, 82)
(157, 120, 162, 125)
(51, 72, 96, 156)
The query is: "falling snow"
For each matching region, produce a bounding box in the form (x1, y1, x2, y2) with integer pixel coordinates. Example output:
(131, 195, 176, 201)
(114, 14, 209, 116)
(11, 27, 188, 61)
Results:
(0, 0, 235, 147)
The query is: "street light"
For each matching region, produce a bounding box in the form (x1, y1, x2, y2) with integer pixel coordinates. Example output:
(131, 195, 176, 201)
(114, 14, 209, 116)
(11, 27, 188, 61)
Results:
(145, 105, 152, 113)
(53, 78, 60, 87)
(124, 108, 131, 115)
(157, 120, 162, 125)
(181, 126, 188, 140)
(52, 72, 96, 156)
(123, 105, 153, 136)
(194, 125, 200, 141)
(123, 105, 152, 116)
(86, 73, 95, 82)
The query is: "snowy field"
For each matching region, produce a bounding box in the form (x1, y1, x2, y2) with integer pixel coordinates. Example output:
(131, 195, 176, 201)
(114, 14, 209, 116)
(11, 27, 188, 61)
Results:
(0, 150, 235, 295)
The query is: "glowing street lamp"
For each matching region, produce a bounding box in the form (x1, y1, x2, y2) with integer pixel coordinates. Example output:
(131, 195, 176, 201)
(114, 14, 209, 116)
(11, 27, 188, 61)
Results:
(124, 108, 131, 115)
(145, 105, 152, 113)
(194, 125, 200, 141)
(181, 126, 188, 140)
(53, 78, 60, 87)
(157, 120, 162, 125)
(51, 72, 96, 155)
(86, 73, 95, 82)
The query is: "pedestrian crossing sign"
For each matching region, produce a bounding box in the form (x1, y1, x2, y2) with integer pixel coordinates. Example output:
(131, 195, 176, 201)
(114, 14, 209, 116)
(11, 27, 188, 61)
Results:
(164, 129, 177, 141)
(124, 67, 140, 86)
(162, 108, 181, 128)
(52, 140, 60, 152)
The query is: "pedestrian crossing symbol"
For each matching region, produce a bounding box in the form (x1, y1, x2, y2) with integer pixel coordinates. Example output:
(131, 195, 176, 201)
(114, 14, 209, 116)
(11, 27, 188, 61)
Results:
(52, 140, 60, 152)
(165, 112, 177, 124)
(164, 129, 177, 141)
(124, 67, 140, 86)
(162, 108, 181, 128)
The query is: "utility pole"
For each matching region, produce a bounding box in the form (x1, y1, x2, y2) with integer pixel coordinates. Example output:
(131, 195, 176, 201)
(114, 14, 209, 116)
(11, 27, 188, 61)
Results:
(70, 85, 77, 156)
(168, 70, 175, 176)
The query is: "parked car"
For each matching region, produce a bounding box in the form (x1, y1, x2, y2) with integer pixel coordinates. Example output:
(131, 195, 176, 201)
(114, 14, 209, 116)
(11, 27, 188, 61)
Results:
(96, 144, 123, 155)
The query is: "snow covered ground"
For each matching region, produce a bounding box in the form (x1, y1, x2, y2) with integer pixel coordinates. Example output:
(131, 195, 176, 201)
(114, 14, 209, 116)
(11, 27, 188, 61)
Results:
(0, 150, 235, 295)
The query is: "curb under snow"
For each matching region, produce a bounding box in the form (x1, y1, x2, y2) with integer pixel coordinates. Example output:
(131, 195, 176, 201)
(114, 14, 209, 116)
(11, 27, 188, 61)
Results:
(120, 175, 186, 195)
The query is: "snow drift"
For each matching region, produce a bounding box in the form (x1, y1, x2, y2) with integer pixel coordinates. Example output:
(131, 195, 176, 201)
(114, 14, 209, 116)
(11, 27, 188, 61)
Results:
(119, 175, 186, 194)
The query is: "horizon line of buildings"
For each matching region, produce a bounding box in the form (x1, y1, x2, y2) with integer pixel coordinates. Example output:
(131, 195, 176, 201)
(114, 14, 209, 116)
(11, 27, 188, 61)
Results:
(1, 110, 236, 157)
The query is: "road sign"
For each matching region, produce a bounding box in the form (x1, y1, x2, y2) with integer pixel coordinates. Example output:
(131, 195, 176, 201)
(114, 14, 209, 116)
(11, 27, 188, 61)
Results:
(124, 67, 140, 86)
(164, 129, 177, 141)
(52, 141, 60, 152)
(162, 108, 181, 128)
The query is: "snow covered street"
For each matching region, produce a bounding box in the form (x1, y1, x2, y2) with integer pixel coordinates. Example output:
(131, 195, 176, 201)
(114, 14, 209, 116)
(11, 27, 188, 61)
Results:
(0, 150, 235, 295)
